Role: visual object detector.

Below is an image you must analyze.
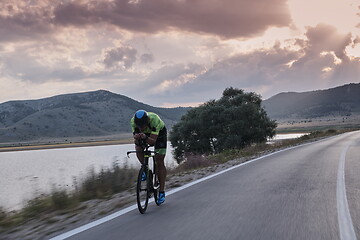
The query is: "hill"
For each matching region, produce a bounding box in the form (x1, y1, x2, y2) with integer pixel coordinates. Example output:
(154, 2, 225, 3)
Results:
(262, 83, 360, 120)
(2, 83, 360, 145)
(0, 90, 190, 144)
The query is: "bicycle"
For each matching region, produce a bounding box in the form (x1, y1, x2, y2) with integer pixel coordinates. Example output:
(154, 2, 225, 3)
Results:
(127, 141, 161, 214)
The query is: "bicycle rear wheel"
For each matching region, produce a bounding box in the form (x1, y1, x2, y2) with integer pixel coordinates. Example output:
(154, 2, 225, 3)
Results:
(153, 172, 160, 206)
(136, 166, 149, 214)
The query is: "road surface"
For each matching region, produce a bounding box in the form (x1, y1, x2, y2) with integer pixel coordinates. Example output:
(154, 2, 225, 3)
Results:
(52, 131, 360, 240)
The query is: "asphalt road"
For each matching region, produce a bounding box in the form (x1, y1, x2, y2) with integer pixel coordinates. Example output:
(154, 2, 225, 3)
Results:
(54, 131, 360, 240)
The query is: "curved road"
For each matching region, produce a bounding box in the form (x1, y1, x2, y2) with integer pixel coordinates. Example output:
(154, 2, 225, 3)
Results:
(52, 131, 360, 240)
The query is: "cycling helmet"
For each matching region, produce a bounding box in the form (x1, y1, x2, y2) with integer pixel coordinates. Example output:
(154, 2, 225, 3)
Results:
(134, 110, 148, 127)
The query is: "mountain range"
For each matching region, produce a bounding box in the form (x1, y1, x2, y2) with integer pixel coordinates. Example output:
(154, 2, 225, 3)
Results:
(0, 90, 189, 144)
(262, 83, 360, 119)
(0, 83, 359, 144)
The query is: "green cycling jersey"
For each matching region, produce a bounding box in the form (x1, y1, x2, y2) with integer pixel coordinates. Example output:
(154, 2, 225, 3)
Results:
(130, 112, 165, 135)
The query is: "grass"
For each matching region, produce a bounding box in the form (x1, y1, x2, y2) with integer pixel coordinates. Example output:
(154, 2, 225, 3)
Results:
(0, 128, 358, 231)
(0, 162, 137, 230)
(276, 124, 360, 134)
(76, 162, 137, 201)
(171, 128, 359, 173)
(173, 153, 213, 172)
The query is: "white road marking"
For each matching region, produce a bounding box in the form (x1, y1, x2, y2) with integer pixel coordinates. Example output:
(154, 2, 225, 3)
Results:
(337, 143, 357, 240)
(50, 133, 347, 240)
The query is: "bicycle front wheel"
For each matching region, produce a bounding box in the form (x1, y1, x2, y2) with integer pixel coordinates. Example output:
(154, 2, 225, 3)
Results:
(136, 166, 149, 214)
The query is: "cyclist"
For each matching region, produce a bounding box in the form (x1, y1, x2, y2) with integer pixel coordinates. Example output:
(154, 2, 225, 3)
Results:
(130, 110, 167, 205)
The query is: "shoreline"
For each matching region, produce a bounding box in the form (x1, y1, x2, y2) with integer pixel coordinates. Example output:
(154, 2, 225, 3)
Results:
(0, 138, 134, 153)
(2, 119, 359, 153)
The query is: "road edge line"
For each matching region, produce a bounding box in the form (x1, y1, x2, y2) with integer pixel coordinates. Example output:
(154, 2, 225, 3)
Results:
(337, 143, 357, 240)
(49, 133, 346, 240)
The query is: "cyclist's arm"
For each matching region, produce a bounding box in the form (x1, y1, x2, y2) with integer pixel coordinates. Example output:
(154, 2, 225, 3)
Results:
(133, 132, 158, 146)
(130, 118, 142, 145)
(144, 113, 163, 145)
(135, 133, 158, 145)
(145, 133, 158, 145)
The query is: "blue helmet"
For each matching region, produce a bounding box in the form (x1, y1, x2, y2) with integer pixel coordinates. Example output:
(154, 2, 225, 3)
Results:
(134, 110, 148, 127)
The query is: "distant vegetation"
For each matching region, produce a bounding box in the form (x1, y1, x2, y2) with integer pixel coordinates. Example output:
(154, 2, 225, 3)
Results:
(170, 87, 277, 161)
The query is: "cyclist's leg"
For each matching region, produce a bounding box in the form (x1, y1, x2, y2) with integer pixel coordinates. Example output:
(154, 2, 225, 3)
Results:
(135, 140, 145, 164)
(155, 153, 166, 192)
(154, 127, 167, 192)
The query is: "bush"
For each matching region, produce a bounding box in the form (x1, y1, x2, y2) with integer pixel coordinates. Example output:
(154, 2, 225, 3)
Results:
(0, 207, 6, 222)
(51, 190, 73, 210)
(170, 87, 277, 162)
(78, 162, 137, 201)
(23, 196, 52, 219)
(326, 129, 337, 134)
(176, 153, 212, 171)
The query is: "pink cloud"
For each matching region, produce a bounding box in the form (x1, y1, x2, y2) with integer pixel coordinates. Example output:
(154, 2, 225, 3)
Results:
(165, 24, 359, 102)
(53, 0, 292, 39)
(0, 9, 53, 42)
(304, 24, 352, 61)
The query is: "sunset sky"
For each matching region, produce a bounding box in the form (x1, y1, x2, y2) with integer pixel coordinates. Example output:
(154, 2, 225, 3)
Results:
(0, 0, 359, 107)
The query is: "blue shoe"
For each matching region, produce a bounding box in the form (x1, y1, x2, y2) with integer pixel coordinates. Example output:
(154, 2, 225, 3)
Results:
(157, 192, 165, 205)
(141, 171, 146, 181)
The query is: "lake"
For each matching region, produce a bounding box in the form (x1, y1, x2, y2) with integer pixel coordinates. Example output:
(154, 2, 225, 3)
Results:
(0, 133, 307, 210)
(0, 142, 177, 210)
(268, 133, 308, 142)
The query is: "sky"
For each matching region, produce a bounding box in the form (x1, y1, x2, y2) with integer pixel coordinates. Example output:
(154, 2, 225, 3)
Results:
(0, 0, 359, 107)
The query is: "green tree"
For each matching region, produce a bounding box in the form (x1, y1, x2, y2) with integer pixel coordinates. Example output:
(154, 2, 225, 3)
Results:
(170, 87, 277, 162)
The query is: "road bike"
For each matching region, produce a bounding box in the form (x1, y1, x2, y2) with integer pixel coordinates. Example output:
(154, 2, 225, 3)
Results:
(127, 142, 161, 214)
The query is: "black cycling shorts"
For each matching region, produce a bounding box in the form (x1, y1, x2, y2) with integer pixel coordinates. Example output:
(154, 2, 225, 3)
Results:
(135, 126, 167, 155)
(154, 127, 167, 155)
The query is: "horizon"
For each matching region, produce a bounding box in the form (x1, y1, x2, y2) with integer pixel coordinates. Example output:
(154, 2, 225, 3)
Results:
(0, 0, 359, 107)
(0, 82, 358, 108)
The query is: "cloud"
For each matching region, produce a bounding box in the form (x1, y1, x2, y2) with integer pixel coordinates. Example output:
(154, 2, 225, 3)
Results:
(354, 36, 360, 45)
(125, 63, 206, 105)
(0, 14, 52, 42)
(303, 24, 352, 62)
(102, 46, 137, 69)
(140, 53, 154, 64)
(355, 4, 360, 28)
(0, 1, 358, 108)
(150, 24, 359, 103)
(1, 58, 89, 83)
(0, 41, 89, 83)
(144, 63, 205, 89)
(50, 67, 89, 81)
(53, 0, 292, 39)
(0, 1, 54, 42)
(177, 44, 300, 99)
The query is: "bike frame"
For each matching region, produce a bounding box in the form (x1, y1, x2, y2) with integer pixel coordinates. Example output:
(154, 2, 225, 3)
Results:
(127, 143, 160, 213)
(127, 145, 157, 171)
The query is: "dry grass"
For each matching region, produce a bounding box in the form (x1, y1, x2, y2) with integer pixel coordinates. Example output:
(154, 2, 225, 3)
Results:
(171, 128, 359, 174)
(0, 162, 137, 229)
